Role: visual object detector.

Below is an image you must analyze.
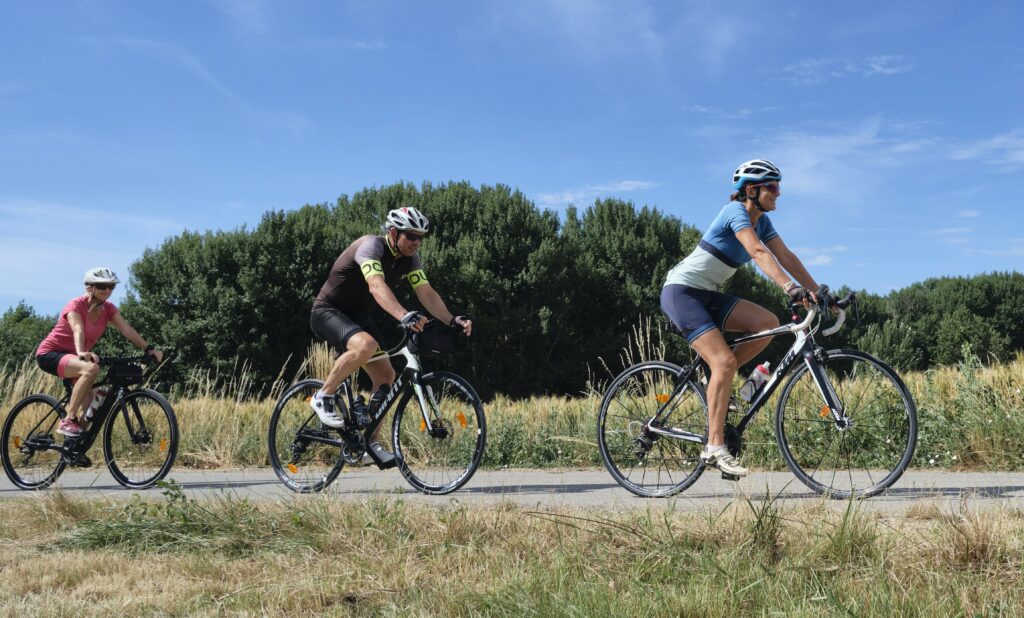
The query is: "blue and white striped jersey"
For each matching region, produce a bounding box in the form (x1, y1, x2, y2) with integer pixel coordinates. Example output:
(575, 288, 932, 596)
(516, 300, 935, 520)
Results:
(664, 202, 778, 290)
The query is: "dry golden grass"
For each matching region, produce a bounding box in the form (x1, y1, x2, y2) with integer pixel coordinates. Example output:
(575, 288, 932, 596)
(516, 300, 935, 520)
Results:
(3, 346, 1024, 471)
(2, 491, 1024, 616)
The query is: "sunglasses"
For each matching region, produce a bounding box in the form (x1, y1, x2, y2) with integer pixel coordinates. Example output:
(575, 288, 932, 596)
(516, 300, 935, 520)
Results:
(91, 283, 116, 291)
(755, 181, 781, 194)
(401, 232, 425, 242)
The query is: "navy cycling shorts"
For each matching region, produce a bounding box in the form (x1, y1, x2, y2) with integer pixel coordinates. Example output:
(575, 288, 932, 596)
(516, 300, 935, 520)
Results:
(660, 284, 741, 344)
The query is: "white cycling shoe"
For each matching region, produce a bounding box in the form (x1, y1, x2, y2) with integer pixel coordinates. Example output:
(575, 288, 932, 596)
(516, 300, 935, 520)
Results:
(700, 446, 749, 477)
(309, 393, 345, 428)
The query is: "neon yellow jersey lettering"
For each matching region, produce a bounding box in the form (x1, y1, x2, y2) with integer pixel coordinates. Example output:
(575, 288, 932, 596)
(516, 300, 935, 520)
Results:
(360, 260, 384, 280)
(406, 269, 429, 289)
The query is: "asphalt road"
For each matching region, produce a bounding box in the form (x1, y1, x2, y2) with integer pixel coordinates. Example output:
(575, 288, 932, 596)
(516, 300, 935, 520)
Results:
(4, 467, 1024, 513)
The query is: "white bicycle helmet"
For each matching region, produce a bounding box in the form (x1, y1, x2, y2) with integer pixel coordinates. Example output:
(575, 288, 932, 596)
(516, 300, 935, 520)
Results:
(384, 207, 430, 234)
(84, 267, 120, 285)
(732, 159, 782, 190)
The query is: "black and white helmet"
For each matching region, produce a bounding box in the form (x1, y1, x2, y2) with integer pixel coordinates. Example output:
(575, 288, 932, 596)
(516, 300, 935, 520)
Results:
(384, 207, 430, 234)
(84, 267, 120, 285)
(732, 159, 782, 190)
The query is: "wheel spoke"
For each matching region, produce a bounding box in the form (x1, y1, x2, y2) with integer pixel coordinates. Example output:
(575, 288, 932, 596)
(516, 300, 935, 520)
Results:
(777, 352, 916, 498)
(598, 363, 706, 497)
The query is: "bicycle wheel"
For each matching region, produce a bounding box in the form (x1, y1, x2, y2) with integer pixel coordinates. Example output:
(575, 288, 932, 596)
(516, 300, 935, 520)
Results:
(103, 389, 179, 489)
(775, 349, 917, 499)
(1, 394, 68, 490)
(268, 379, 345, 493)
(392, 371, 486, 495)
(597, 361, 707, 497)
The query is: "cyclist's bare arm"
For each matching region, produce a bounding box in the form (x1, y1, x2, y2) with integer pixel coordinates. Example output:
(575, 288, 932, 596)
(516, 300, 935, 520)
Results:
(66, 311, 98, 362)
(735, 227, 797, 290)
(414, 284, 473, 335)
(110, 314, 164, 362)
(366, 275, 417, 323)
(765, 236, 819, 291)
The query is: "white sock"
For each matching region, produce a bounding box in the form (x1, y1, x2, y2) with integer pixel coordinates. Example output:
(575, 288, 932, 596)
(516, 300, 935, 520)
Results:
(704, 444, 726, 455)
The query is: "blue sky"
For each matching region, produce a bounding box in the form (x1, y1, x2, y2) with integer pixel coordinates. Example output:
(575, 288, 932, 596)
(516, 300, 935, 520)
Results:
(2, 0, 1023, 316)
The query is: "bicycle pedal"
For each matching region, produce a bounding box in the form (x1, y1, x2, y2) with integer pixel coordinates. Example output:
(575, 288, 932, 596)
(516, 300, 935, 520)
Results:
(721, 472, 741, 482)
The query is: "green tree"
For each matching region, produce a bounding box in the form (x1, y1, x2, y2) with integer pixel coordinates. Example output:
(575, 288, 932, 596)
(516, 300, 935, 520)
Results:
(0, 302, 54, 368)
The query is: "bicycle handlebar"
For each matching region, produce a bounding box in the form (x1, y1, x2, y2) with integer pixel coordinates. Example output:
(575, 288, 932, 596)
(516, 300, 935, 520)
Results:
(788, 292, 857, 337)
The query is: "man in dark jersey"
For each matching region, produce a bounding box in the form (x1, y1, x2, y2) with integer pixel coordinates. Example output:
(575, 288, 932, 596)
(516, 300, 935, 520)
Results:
(309, 206, 472, 465)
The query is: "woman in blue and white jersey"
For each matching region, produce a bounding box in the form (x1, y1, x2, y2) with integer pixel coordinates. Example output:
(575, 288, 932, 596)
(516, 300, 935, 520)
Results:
(661, 159, 824, 477)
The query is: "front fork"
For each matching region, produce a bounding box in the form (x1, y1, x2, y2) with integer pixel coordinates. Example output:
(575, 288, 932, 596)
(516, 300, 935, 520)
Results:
(803, 348, 850, 428)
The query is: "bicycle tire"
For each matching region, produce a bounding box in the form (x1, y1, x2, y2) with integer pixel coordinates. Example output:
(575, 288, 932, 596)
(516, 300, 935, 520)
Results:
(268, 379, 346, 493)
(1, 394, 68, 490)
(597, 361, 707, 498)
(392, 371, 486, 495)
(103, 389, 179, 489)
(775, 349, 917, 499)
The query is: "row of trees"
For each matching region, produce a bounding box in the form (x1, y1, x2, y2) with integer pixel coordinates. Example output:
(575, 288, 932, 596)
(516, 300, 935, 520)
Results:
(3, 181, 1022, 398)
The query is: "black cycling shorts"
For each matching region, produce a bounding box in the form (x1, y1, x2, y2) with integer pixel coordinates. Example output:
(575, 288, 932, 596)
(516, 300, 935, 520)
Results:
(310, 307, 384, 356)
(36, 351, 73, 377)
(660, 284, 741, 344)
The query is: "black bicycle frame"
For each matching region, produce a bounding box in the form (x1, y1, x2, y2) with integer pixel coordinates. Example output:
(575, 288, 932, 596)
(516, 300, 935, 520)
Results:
(649, 309, 845, 443)
(57, 384, 128, 457)
(295, 338, 431, 453)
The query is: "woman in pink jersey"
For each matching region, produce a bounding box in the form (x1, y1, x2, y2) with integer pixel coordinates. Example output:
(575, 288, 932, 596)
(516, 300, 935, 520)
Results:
(35, 267, 164, 437)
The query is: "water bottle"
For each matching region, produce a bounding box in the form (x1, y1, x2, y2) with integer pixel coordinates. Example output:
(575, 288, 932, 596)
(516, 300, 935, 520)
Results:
(738, 362, 770, 402)
(85, 387, 109, 420)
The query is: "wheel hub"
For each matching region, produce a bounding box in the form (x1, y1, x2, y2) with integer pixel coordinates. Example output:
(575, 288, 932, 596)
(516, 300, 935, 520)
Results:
(428, 419, 452, 439)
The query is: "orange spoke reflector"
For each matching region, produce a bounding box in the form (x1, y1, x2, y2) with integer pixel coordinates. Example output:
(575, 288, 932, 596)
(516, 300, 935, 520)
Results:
(288, 463, 298, 474)
(13, 436, 21, 448)
(160, 439, 168, 452)
(819, 406, 830, 418)
(457, 411, 468, 428)
(656, 394, 670, 404)
(419, 419, 427, 432)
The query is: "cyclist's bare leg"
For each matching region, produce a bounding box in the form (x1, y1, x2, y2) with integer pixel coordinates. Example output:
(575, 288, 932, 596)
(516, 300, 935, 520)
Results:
(688, 328, 736, 447)
(724, 300, 780, 367)
(361, 354, 396, 443)
(322, 332, 379, 395)
(61, 358, 100, 421)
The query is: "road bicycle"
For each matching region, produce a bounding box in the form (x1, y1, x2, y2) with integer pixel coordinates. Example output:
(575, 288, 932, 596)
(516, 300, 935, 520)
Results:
(597, 293, 918, 499)
(2, 353, 179, 490)
(268, 322, 486, 495)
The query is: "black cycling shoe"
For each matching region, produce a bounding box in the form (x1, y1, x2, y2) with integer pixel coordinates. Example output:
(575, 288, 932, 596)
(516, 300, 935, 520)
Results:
(68, 453, 93, 468)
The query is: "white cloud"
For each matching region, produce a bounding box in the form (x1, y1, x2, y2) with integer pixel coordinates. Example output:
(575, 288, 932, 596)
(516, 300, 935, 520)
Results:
(535, 180, 658, 208)
(115, 38, 312, 132)
(970, 238, 1024, 259)
(782, 55, 913, 85)
(793, 245, 849, 267)
(685, 104, 782, 120)
(494, 2, 746, 75)
(0, 199, 180, 236)
(212, 0, 272, 34)
(957, 209, 980, 218)
(0, 199, 182, 312)
(925, 227, 972, 245)
(0, 81, 30, 99)
(951, 129, 1024, 170)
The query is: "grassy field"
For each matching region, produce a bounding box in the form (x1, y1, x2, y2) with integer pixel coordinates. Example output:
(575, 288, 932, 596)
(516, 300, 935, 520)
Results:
(2, 342, 1023, 471)
(1, 486, 1022, 616)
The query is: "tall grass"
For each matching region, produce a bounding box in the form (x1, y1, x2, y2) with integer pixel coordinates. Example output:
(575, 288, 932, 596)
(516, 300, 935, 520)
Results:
(3, 339, 1023, 470)
(3, 490, 1024, 615)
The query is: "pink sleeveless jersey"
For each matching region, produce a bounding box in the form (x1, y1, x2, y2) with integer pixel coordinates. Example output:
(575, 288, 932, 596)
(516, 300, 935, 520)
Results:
(36, 295, 119, 356)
